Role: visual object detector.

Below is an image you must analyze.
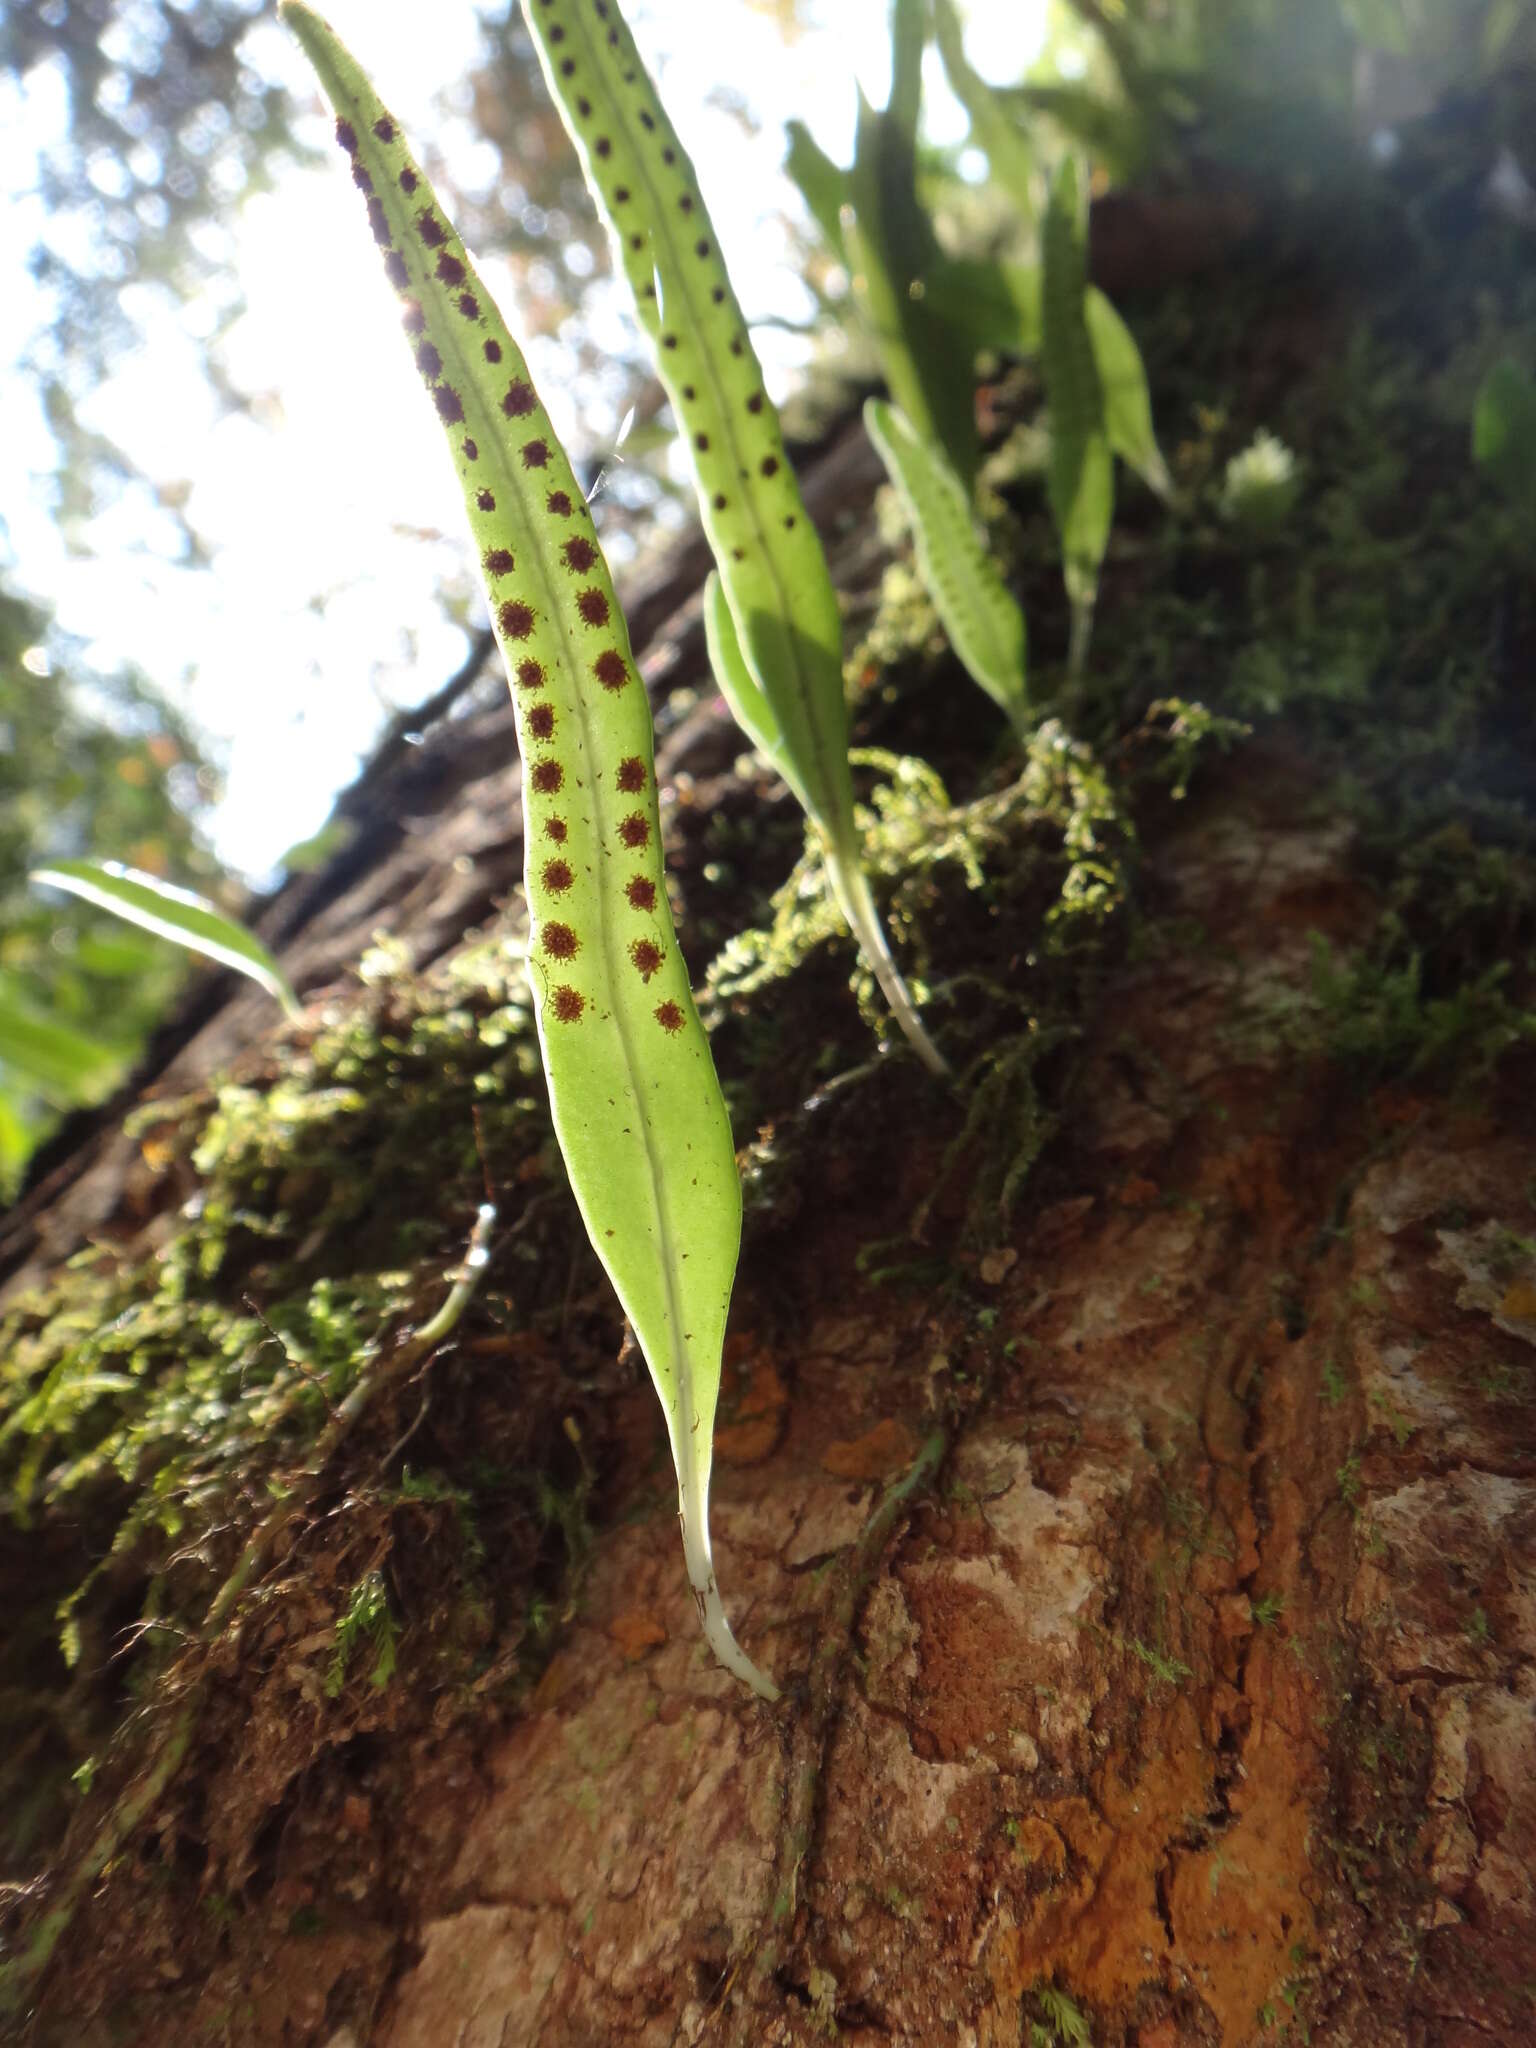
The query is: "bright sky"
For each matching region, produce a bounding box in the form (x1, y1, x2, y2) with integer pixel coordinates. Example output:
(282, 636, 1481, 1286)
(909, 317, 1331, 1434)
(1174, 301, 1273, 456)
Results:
(2, 1, 1048, 882)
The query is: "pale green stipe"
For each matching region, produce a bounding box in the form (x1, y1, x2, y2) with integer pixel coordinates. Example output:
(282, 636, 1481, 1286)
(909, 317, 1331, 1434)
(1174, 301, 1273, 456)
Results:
(281, 2, 776, 1700)
(1042, 156, 1114, 680)
(527, 0, 946, 1078)
(932, 0, 1037, 228)
(863, 398, 1029, 743)
(30, 860, 300, 1019)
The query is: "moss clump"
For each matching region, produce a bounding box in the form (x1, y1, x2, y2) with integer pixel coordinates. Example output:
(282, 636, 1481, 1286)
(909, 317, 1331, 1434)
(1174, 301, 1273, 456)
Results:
(0, 939, 602, 1875)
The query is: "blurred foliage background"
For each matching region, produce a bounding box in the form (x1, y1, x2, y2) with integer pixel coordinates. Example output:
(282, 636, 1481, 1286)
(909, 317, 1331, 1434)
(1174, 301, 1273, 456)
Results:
(2, 0, 1533, 1196)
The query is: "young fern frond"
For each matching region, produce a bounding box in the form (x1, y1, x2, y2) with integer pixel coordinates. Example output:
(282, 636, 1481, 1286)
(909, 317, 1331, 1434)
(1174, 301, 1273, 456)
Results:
(281, 2, 777, 1700)
(525, 0, 946, 1078)
(863, 398, 1029, 742)
(1042, 155, 1114, 679)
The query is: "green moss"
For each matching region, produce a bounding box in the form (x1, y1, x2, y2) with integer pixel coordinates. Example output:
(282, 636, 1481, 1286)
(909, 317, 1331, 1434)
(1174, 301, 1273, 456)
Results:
(0, 938, 598, 1865)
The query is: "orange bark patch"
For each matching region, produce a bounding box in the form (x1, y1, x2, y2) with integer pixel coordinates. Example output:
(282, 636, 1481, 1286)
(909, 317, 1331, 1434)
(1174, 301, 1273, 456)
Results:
(821, 1417, 918, 1483)
(608, 1610, 667, 1661)
(715, 1350, 789, 1467)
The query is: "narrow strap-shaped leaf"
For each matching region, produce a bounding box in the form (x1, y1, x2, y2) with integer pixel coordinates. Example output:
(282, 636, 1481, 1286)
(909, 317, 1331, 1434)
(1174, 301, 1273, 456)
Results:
(864, 398, 1029, 741)
(524, 0, 851, 843)
(847, 77, 979, 493)
(702, 570, 785, 771)
(31, 860, 300, 1019)
(1083, 288, 1173, 501)
(783, 119, 850, 260)
(526, 0, 946, 1076)
(281, 2, 775, 1698)
(932, 0, 1037, 227)
(1042, 156, 1114, 678)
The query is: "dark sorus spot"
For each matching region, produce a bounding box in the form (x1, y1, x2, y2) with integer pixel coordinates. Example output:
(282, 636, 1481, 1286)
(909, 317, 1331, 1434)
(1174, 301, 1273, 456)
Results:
(625, 875, 657, 911)
(531, 759, 564, 794)
(575, 588, 609, 626)
(546, 490, 573, 516)
(548, 23, 565, 40)
(545, 816, 568, 842)
(560, 57, 575, 76)
(695, 432, 709, 451)
(639, 111, 655, 131)
(678, 194, 693, 212)
(373, 117, 396, 142)
(641, 281, 655, 298)
(596, 137, 612, 158)
(416, 210, 447, 247)
(542, 858, 574, 894)
(711, 287, 725, 304)
(436, 252, 466, 286)
(484, 339, 502, 363)
(351, 163, 373, 192)
(515, 657, 545, 690)
(498, 599, 535, 640)
(399, 168, 418, 194)
(746, 392, 764, 413)
(760, 455, 779, 476)
(384, 251, 409, 288)
(662, 147, 675, 165)
(542, 921, 579, 959)
(335, 119, 358, 153)
(593, 650, 627, 691)
(527, 703, 555, 739)
(682, 385, 695, 400)
(561, 536, 597, 572)
(730, 338, 744, 356)
(520, 439, 550, 469)
(655, 1000, 685, 1033)
(482, 547, 515, 577)
(415, 340, 442, 378)
(628, 233, 644, 251)
(607, 26, 618, 43)
(784, 515, 796, 528)
(615, 755, 646, 793)
(462, 437, 479, 460)
(576, 96, 591, 117)
(366, 198, 392, 247)
(433, 384, 464, 424)
(731, 546, 744, 560)
(695, 238, 710, 257)
(662, 333, 678, 350)
(613, 185, 630, 203)
(501, 378, 537, 418)
(712, 492, 727, 510)
(629, 938, 663, 980)
(618, 812, 650, 848)
(552, 985, 584, 1022)
(476, 488, 496, 511)
(458, 291, 480, 317)
(401, 299, 426, 334)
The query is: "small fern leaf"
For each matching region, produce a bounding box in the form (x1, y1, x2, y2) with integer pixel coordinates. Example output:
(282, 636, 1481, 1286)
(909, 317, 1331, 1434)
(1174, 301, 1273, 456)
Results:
(864, 399, 1029, 741)
(1042, 156, 1114, 677)
(1085, 288, 1172, 502)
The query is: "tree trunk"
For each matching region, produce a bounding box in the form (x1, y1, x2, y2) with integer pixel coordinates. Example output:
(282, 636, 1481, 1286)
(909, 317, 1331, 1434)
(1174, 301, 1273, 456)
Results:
(4, 160, 1534, 2048)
